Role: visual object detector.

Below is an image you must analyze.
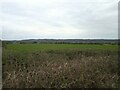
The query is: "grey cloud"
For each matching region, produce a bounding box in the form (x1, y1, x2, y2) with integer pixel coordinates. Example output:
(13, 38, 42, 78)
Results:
(1, 0, 118, 40)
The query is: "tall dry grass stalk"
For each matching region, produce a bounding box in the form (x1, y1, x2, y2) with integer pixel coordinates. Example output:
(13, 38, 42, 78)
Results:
(2, 49, 118, 88)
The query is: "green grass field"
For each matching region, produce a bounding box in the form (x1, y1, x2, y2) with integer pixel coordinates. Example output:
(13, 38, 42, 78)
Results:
(5, 44, 118, 52)
(2, 44, 119, 88)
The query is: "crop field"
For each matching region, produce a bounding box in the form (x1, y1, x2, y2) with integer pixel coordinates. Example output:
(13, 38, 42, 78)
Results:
(2, 43, 119, 88)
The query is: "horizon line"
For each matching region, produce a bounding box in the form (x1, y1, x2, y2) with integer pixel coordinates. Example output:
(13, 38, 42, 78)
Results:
(1, 38, 119, 41)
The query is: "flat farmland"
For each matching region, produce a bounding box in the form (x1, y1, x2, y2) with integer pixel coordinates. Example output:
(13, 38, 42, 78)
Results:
(5, 44, 118, 52)
(2, 44, 119, 88)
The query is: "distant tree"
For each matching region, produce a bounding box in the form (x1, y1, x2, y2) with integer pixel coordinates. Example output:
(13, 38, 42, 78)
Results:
(33, 41, 37, 44)
(20, 42, 25, 44)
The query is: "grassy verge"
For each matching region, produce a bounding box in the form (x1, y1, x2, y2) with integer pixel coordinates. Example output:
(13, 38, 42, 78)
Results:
(2, 44, 119, 88)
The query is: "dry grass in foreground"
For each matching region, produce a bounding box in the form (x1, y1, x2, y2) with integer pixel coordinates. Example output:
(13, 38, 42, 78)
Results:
(2, 49, 118, 88)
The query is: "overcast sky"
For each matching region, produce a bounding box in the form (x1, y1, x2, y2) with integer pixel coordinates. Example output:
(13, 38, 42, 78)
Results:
(0, 0, 119, 40)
